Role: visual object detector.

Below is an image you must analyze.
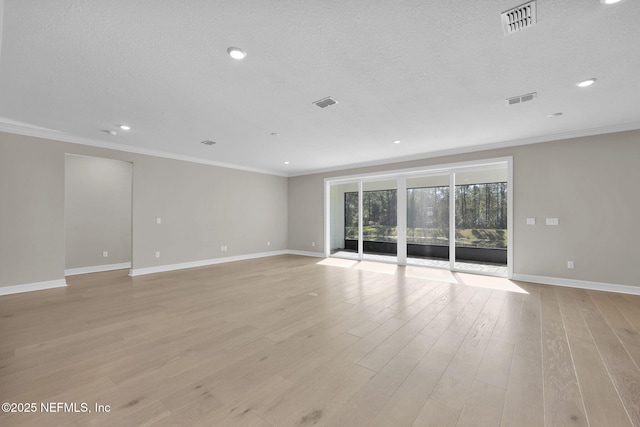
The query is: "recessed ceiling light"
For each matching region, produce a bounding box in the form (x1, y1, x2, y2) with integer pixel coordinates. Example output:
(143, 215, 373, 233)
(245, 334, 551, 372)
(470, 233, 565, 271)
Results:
(119, 125, 131, 130)
(393, 140, 401, 144)
(283, 161, 290, 165)
(601, 0, 622, 4)
(227, 47, 246, 60)
(576, 78, 597, 88)
(548, 112, 563, 118)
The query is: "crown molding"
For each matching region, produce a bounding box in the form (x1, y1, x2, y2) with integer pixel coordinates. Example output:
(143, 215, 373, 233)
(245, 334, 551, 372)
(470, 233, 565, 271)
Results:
(2, 117, 639, 179)
(288, 121, 640, 177)
(0, 120, 287, 177)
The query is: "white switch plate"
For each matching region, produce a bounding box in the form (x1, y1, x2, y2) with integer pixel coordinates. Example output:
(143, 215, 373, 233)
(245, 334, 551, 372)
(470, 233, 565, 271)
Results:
(156, 217, 162, 224)
(546, 218, 559, 226)
(102, 251, 108, 258)
(312, 242, 315, 247)
(267, 241, 271, 246)
(155, 251, 160, 258)
(567, 261, 574, 269)
(526, 218, 536, 225)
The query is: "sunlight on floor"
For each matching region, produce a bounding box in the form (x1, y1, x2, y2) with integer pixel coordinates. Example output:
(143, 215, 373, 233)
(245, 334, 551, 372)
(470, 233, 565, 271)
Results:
(317, 258, 359, 268)
(353, 261, 398, 275)
(453, 272, 529, 294)
(317, 258, 528, 294)
(403, 266, 458, 284)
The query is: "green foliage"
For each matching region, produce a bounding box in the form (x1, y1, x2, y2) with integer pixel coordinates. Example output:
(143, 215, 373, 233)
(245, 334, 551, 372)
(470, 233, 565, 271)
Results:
(455, 229, 507, 249)
(347, 226, 507, 249)
(344, 182, 508, 249)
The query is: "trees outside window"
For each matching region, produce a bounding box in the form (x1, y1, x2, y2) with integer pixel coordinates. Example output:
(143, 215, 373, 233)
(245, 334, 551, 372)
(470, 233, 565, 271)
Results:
(345, 182, 507, 249)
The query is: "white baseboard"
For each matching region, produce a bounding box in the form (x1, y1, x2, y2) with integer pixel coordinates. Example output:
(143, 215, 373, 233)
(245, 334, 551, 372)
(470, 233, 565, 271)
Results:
(129, 250, 327, 277)
(512, 274, 640, 296)
(0, 279, 67, 296)
(65, 262, 132, 276)
(129, 250, 292, 277)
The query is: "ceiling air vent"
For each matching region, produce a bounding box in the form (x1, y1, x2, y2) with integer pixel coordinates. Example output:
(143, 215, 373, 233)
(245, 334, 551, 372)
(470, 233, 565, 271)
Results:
(501, 1, 537, 35)
(506, 92, 537, 105)
(313, 96, 339, 108)
(201, 140, 216, 146)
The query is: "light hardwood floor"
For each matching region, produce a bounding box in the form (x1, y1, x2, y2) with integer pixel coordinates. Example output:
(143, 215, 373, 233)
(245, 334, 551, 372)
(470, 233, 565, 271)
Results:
(1, 255, 639, 426)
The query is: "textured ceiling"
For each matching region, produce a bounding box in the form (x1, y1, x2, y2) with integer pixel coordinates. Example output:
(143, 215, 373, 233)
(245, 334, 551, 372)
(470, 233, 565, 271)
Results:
(0, 0, 639, 176)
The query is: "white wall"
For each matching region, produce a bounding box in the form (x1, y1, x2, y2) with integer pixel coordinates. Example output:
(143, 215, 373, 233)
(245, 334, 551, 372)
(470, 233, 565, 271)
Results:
(65, 154, 132, 270)
(0, 131, 289, 289)
(289, 130, 640, 289)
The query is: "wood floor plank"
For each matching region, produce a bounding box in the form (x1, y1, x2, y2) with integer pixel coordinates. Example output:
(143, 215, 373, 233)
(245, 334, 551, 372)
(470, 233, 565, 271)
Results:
(1, 255, 639, 426)
(368, 349, 452, 427)
(501, 353, 544, 427)
(456, 380, 505, 427)
(556, 287, 633, 427)
(576, 290, 640, 425)
(428, 296, 504, 410)
(412, 398, 460, 427)
(474, 338, 514, 390)
(539, 285, 588, 426)
(589, 291, 640, 369)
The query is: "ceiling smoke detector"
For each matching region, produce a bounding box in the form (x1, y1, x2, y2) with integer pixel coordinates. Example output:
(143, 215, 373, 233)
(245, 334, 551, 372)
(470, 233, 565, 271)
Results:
(201, 140, 216, 146)
(501, 1, 537, 35)
(506, 92, 537, 105)
(313, 96, 339, 108)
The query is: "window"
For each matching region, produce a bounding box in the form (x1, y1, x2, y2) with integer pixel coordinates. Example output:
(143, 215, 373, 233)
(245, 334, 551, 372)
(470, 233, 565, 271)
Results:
(345, 189, 397, 242)
(455, 182, 507, 249)
(407, 186, 449, 245)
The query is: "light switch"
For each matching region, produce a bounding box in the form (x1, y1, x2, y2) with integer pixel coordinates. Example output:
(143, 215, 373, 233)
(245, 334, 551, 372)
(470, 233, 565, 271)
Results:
(546, 218, 559, 226)
(526, 218, 536, 225)
(156, 217, 162, 224)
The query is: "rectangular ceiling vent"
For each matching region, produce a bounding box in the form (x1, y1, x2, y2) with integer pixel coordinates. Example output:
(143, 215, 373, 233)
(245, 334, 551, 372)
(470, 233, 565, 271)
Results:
(200, 140, 216, 145)
(506, 92, 537, 105)
(501, 1, 537, 35)
(313, 96, 339, 108)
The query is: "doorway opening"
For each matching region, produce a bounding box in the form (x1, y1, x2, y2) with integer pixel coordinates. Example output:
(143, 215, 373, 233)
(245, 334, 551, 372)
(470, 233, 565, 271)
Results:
(64, 154, 133, 276)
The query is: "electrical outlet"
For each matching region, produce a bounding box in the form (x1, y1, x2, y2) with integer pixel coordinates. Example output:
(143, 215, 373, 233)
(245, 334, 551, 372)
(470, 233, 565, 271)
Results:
(102, 251, 108, 258)
(155, 251, 160, 258)
(526, 218, 536, 225)
(546, 217, 559, 226)
(567, 261, 574, 269)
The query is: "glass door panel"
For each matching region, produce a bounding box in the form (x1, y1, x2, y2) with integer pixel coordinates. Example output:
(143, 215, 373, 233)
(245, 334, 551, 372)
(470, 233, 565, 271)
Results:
(329, 182, 359, 260)
(406, 175, 450, 268)
(362, 179, 397, 263)
(453, 169, 508, 275)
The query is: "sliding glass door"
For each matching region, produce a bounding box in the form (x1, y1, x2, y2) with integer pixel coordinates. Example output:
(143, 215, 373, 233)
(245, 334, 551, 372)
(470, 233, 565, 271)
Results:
(329, 181, 360, 260)
(325, 158, 511, 277)
(453, 169, 508, 275)
(361, 179, 399, 263)
(406, 174, 450, 267)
